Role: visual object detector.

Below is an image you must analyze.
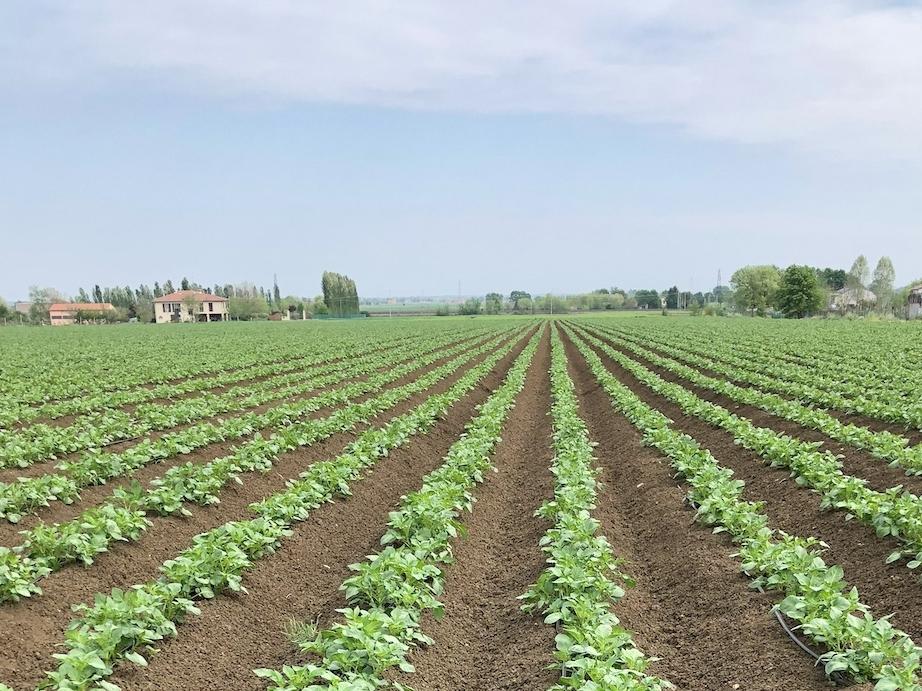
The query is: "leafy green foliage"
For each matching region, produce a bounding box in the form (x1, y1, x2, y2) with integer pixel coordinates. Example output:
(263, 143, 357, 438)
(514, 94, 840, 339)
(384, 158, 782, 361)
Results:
(564, 323, 922, 689)
(519, 325, 672, 689)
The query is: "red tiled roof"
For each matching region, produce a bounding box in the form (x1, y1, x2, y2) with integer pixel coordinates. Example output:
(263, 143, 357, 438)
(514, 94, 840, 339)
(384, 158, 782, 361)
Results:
(153, 290, 228, 303)
(49, 303, 115, 312)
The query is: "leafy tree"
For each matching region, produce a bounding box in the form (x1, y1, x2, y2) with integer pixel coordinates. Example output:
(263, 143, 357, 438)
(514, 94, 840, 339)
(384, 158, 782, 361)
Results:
(633, 289, 661, 309)
(272, 277, 281, 308)
(458, 297, 482, 315)
(135, 295, 154, 323)
(665, 286, 679, 309)
(0, 298, 9, 321)
(92, 285, 103, 303)
(775, 265, 823, 318)
(229, 294, 269, 320)
(871, 256, 896, 313)
(847, 255, 870, 290)
(163, 280, 175, 295)
(509, 290, 531, 311)
(181, 292, 201, 320)
(153, 282, 163, 298)
(28, 286, 67, 323)
(484, 293, 503, 314)
(76, 288, 91, 303)
(321, 271, 360, 317)
(815, 267, 847, 290)
(731, 265, 781, 315)
(181, 277, 191, 291)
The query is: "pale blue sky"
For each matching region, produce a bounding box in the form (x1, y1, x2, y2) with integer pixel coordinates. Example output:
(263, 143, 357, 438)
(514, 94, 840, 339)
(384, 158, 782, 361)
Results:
(2, 1, 921, 300)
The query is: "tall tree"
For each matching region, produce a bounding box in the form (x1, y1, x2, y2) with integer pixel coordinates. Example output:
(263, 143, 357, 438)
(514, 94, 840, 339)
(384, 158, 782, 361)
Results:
(776, 265, 823, 318)
(163, 280, 175, 295)
(665, 286, 679, 309)
(273, 275, 281, 308)
(321, 271, 360, 317)
(180, 277, 191, 291)
(871, 256, 896, 313)
(508, 290, 531, 311)
(731, 265, 782, 315)
(847, 255, 870, 290)
(76, 288, 91, 303)
(484, 292, 503, 314)
(153, 282, 163, 298)
(93, 284, 103, 303)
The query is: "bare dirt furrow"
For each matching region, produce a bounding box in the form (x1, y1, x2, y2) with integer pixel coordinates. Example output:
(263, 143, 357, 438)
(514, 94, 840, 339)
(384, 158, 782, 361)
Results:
(585, 328, 922, 496)
(390, 325, 557, 691)
(101, 330, 536, 691)
(560, 330, 833, 691)
(0, 334, 499, 546)
(575, 332, 922, 647)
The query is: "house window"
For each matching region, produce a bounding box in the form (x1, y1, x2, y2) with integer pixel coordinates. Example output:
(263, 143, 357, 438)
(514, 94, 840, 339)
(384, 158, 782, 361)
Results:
(162, 304, 167, 313)
(208, 302, 213, 312)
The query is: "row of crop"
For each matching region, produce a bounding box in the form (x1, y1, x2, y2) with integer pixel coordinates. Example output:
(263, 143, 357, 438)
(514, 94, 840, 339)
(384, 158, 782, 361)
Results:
(27, 328, 541, 691)
(0, 325, 351, 406)
(562, 324, 922, 689)
(0, 320, 505, 410)
(0, 327, 515, 524)
(605, 324, 922, 429)
(635, 320, 922, 398)
(582, 323, 922, 474)
(615, 317, 922, 391)
(569, 324, 922, 576)
(0, 328, 525, 603)
(254, 325, 539, 690)
(518, 325, 671, 690)
(0, 328, 477, 468)
(0, 328, 429, 427)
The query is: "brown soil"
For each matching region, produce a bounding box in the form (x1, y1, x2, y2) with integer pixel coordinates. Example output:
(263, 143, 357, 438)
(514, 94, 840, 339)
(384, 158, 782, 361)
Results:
(609, 329, 922, 444)
(559, 329, 834, 691)
(0, 333, 501, 545)
(390, 324, 558, 691)
(0, 328, 533, 690)
(584, 327, 922, 496)
(570, 329, 922, 648)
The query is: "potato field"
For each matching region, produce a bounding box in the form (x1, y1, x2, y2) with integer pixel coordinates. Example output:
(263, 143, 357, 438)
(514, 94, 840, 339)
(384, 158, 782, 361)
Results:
(2, 315, 922, 691)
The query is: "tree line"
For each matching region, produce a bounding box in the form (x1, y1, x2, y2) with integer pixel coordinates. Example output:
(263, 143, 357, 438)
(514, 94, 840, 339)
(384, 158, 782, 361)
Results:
(3, 271, 362, 324)
(731, 255, 913, 318)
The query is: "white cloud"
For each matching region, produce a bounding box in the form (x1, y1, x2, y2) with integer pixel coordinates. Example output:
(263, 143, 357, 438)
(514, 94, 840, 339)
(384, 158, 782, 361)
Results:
(4, 0, 922, 156)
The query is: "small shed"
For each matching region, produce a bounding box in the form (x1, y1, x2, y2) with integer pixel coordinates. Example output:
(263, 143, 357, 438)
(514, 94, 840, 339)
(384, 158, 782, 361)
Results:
(909, 285, 922, 319)
(829, 287, 876, 312)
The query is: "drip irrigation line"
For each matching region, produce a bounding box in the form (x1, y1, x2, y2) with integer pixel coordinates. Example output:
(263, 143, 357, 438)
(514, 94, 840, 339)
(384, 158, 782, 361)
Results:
(681, 492, 851, 684)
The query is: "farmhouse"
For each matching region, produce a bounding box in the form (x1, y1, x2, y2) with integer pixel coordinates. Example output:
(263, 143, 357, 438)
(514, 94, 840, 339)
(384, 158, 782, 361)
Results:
(153, 290, 229, 323)
(909, 285, 922, 319)
(49, 302, 115, 325)
(829, 286, 876, 311)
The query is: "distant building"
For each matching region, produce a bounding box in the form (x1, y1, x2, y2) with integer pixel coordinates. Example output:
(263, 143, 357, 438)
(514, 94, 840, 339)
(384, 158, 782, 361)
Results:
(909, 285, 922, 319)
(49, 302, 115, 326)
(829, 287, 876, 312)
(153, 290, 229, 323)
(13, 302, 31, 316)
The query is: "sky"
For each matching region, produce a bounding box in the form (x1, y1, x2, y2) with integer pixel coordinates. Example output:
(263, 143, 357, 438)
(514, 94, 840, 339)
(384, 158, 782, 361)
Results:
(2, 0, 921, 300)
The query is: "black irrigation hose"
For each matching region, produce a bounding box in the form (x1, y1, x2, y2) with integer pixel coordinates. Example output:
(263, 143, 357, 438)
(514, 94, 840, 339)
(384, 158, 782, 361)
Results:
(681, 494, 851, 685)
